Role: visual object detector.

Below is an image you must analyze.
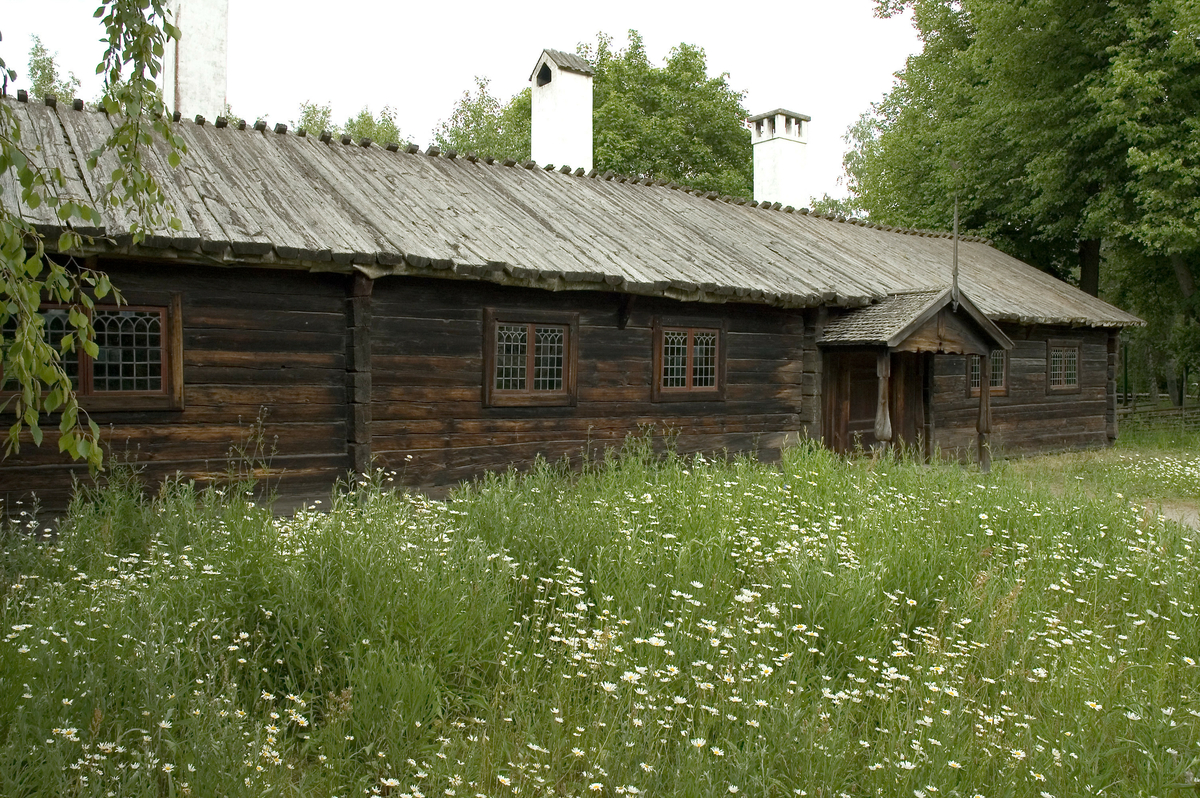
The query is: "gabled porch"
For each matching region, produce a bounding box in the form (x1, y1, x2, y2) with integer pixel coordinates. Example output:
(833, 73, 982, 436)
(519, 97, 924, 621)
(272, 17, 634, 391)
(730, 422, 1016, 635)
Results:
(819, 288, 1014, 469)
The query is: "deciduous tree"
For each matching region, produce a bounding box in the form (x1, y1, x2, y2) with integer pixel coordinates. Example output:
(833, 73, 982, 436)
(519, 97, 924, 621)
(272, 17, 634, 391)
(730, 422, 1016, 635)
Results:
(433, 77, 530, 162)
(292, 101, 407, 146)
(435, 31, 754, 197)
(26, 35, 81, 102)
(845, 0, 1199, 392)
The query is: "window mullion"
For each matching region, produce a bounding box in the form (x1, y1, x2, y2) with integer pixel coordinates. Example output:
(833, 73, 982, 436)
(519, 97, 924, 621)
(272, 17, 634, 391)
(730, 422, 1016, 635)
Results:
(685, 329, 695, 390)
(80, 309, 94, 396)
(526, 323, 536, 392)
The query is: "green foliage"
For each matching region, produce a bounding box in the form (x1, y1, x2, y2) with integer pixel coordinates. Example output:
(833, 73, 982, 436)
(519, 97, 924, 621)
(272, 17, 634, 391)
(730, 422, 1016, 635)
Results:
(2, 443, 1198, 796)
(25, 36, 81, 102)
(433, 77, 531, 161)
(291, 101, 407, 146)
(848, 0, 1200, 383)
(808, 193, 866, 219)
(1091, 0, 1200, 261)
(1, 4, 184, 470)
(587, 32, 753, 196)
(850, 1, 1198, 268)
(343, 106, 403, 145)
(434, 31, 754, 196)
(292, 100, 334, 135)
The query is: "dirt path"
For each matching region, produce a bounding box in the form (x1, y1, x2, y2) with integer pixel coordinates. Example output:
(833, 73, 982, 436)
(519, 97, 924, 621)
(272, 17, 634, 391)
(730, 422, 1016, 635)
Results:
(1146, 501, 1200, 529)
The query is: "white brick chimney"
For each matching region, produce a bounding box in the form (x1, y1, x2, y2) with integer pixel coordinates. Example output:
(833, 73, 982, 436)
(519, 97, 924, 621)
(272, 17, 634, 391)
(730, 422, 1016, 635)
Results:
(530, 49, 593, 172)
(749, 109, 810, 208)
(162, 0, 228, 122)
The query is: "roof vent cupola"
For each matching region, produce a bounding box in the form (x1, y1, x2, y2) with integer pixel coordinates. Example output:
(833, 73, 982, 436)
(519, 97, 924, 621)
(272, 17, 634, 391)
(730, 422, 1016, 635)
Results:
(530, 49, 594, 172)
(749, 108, 810, 209)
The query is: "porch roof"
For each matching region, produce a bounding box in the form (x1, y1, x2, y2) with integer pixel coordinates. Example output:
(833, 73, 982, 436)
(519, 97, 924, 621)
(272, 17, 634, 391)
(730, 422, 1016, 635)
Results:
(820, 288, 1014, 351)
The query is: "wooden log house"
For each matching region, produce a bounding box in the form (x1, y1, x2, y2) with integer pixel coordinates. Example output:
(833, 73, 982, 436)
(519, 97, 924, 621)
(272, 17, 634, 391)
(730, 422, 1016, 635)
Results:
(0, 93, 1142, 511)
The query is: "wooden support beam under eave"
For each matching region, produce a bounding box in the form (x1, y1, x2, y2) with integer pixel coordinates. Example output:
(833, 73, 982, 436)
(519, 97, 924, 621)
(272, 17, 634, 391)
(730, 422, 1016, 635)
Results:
(977, 347, 993, 473)
(874, 351, 893, 446)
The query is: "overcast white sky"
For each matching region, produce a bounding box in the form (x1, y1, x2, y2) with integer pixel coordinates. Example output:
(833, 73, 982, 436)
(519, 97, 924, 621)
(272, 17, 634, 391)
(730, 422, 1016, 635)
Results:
(1, 0, 920, 200)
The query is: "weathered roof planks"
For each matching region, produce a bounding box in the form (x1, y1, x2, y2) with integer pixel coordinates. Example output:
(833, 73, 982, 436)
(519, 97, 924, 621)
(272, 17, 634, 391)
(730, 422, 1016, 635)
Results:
(7, 97, 1141, 328)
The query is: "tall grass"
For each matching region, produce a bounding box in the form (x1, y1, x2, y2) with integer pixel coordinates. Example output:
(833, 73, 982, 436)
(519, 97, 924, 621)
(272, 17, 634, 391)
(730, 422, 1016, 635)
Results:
(2, 437, 1198, 797)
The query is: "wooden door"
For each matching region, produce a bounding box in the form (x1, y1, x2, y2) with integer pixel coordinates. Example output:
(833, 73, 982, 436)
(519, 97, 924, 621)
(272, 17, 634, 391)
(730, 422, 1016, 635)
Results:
(825, 351, 880, 453)
(825, 350, 928, 455)
(889, 352, 927, 454)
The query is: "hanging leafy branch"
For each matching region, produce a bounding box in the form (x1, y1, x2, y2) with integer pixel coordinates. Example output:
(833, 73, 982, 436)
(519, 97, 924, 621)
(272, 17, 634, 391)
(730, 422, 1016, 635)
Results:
(0, 2, 183, 470)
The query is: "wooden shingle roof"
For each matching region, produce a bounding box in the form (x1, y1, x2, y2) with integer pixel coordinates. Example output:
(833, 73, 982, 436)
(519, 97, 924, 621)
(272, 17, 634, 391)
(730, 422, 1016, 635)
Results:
(821, 288, 1014, 350)
(533, 49, 595, 77)
(6, 98, 1142, 328)
(821, 290, 947, 345)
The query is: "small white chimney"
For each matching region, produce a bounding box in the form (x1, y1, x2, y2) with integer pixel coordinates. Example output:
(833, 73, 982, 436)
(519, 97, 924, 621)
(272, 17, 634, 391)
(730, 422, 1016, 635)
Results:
(530, 49, 593, 172)
(162, 0, 229, 122)
(749, 108, 810, 208)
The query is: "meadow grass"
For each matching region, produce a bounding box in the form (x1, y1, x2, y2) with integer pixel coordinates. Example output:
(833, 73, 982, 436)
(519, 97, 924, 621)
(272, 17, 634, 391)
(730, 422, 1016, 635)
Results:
(1, 436, 1198, 797)
(1005, 426, 1200, 507)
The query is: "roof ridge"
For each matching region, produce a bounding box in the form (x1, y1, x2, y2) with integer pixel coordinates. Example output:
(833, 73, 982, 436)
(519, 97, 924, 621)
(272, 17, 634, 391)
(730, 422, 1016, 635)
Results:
(885, 286, 951, 297)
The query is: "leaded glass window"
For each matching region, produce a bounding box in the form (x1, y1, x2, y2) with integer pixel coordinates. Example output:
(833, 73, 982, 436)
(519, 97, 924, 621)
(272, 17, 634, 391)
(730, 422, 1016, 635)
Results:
(2, 304, 175, 404)
(1049, 346, 1078, 388)
(1, 308, 80, 387)
(532, 326, 564, 391)
(93, 309, 163, 392)
(969, 350, 1006, 394)
(662, 330, 688, 388)
(493, 322, 567, 394)
(660, 327, 720, 392)
(495, 324, 528, 390)
(692, 331, 717, 388)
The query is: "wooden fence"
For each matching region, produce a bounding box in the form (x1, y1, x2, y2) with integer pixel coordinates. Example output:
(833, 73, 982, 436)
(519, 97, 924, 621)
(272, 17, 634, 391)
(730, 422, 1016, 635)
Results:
(1117, 405, 1200, 432)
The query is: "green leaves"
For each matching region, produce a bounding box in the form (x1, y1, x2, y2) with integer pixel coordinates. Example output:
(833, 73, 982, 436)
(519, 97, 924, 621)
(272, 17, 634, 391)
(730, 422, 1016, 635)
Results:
(588, 33, 753, 197)
(1, 0, 183, 473)
(433, 32, 754, 197)
(433, 79, 528, 162)
(291, 101, 409, 149)
(848, 0, 1199, 375)
(26, 35, 82, 103)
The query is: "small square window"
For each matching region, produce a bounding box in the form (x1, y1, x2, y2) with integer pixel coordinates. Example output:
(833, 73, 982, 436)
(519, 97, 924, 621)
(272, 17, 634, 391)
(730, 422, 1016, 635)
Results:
(483, 309, 577, 407)
(968, 350, 1007, 396)
(652, 319, 725, 401)
(1047, 340, 1081, 393)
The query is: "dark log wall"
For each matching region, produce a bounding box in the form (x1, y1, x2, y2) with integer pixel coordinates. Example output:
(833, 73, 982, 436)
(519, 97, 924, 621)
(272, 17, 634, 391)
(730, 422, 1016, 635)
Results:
(930, 324, 1115, 457)
(369, 277, 808, 488)
(2, 257, 1127, 515)
(0, 261, 351, 513)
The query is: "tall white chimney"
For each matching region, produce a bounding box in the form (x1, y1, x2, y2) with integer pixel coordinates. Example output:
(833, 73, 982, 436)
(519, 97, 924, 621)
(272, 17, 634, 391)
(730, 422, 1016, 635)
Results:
(162, 0, 229, 121)
(749, 109, 810, 208)
(530, 49, 593, 172)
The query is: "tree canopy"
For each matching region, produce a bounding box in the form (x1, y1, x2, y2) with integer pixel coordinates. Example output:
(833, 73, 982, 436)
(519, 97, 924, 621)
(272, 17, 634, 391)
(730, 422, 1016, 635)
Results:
(435, 31, 754, 197)
(26, 35, 81, 102)
(433, 77, 530, 162)
(1, 7, 183, 468)
(843, 0, 1199, 389)
(292, 101, 407, 146)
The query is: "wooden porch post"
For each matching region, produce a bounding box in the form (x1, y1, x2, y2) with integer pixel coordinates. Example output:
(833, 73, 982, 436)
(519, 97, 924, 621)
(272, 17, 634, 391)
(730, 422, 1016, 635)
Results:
(977, 348, 992, 473)
(875, 351, 893, 449)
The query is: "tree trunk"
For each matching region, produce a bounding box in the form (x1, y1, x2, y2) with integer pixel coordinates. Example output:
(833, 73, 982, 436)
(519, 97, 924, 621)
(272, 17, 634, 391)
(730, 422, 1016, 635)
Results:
(1079, 239, 1101, 297)
(1171, 252, 1196, 299)
(1166, 360, 1180, 408)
